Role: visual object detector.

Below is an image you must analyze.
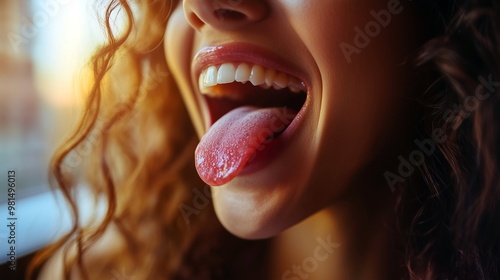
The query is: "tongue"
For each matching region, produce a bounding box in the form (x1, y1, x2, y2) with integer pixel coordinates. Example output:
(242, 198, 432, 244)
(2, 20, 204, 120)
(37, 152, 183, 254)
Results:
(195, 106, 296, 186)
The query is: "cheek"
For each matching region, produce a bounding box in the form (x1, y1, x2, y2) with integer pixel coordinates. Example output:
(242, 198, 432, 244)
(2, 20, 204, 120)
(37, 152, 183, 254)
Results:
(165, 4, 190, 68)
(293, 2, 421, 185)
(164, 5, 205, 136)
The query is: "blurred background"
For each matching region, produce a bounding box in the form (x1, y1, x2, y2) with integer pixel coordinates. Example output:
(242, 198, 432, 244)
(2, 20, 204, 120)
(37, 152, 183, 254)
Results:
(0, 0, 106, 277)
(0, 0, 105, 197)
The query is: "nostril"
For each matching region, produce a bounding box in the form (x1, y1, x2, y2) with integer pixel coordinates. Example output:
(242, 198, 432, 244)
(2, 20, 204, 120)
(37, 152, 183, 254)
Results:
(214, 9, 247, 21)
(184, 0, 269, 30)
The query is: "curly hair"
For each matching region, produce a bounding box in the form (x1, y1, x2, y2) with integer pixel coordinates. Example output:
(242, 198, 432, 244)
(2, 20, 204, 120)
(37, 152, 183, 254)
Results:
(399, 0, 500, 278)
(28, 0, 500, 279)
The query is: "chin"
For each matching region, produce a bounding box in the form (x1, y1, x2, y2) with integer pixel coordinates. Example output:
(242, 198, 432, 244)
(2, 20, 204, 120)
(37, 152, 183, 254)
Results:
(213, 195, 290, 239)
(211, 173, 320, 239)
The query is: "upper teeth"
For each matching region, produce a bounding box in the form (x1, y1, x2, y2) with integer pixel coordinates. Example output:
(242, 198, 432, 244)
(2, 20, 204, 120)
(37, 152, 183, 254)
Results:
(198, 62, 307, 96)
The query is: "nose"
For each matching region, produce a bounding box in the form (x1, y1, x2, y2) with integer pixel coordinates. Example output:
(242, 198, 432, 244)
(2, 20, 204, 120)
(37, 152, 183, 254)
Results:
(183, 0, 269, 31)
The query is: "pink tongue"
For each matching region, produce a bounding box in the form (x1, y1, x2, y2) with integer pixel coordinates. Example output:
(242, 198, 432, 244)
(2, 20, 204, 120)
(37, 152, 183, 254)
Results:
(195, 106, 295, 186)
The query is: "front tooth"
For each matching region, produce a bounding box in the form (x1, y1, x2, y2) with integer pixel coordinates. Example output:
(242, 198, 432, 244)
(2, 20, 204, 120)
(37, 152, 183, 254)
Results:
(249, 65, 265, 86)
(265, 69, 277, 87)
(217, 63, 236, 84)
(204, 66, 218, 87)
(235, 63, 251, 83)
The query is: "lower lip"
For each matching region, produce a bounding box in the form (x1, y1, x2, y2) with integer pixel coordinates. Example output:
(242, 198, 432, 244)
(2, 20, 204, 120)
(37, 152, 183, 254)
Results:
(236, 97, 309, 177)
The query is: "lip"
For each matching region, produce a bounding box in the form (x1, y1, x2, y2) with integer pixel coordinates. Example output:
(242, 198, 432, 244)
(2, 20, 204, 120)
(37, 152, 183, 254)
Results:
(191, 42, 312, 178)
(192, 42, 311, 126)
(192, 43, 310, 85)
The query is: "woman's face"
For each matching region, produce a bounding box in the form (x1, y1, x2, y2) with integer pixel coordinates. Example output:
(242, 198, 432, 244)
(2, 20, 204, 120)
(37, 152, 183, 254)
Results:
(165, 0, 425, 239)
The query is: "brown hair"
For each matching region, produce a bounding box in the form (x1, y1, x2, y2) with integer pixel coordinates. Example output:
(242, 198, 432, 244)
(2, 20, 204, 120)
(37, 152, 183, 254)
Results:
(399, 0, 500, 278)
(28, 0, 500, 279)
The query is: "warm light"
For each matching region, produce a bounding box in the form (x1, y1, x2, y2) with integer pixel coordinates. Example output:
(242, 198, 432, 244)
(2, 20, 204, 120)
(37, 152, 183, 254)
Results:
(31, 0, 105, 108)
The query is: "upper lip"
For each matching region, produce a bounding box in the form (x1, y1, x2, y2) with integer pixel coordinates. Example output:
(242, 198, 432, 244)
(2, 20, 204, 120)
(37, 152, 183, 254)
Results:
(191, 42, 310, 91)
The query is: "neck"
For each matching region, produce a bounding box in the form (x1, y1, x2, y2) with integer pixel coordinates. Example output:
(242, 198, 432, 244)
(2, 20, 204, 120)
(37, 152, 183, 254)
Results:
(268, 182, 400, 280)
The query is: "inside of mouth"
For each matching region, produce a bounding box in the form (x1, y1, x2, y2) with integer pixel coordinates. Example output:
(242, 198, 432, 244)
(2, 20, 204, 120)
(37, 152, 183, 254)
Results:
(205, 82, 307, 137)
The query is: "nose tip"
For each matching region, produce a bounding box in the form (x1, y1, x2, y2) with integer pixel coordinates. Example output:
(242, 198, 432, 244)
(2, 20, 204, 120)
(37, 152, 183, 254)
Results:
(184, 0, 269, 31)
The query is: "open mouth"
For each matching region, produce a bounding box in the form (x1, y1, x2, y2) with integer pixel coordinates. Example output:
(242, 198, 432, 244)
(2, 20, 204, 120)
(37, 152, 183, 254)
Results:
(194, 61, 308, 186)
(199, 62, 307, 130)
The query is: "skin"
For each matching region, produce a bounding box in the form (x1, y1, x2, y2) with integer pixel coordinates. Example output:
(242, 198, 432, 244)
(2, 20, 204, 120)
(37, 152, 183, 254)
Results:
(165, 0, 426, 278)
